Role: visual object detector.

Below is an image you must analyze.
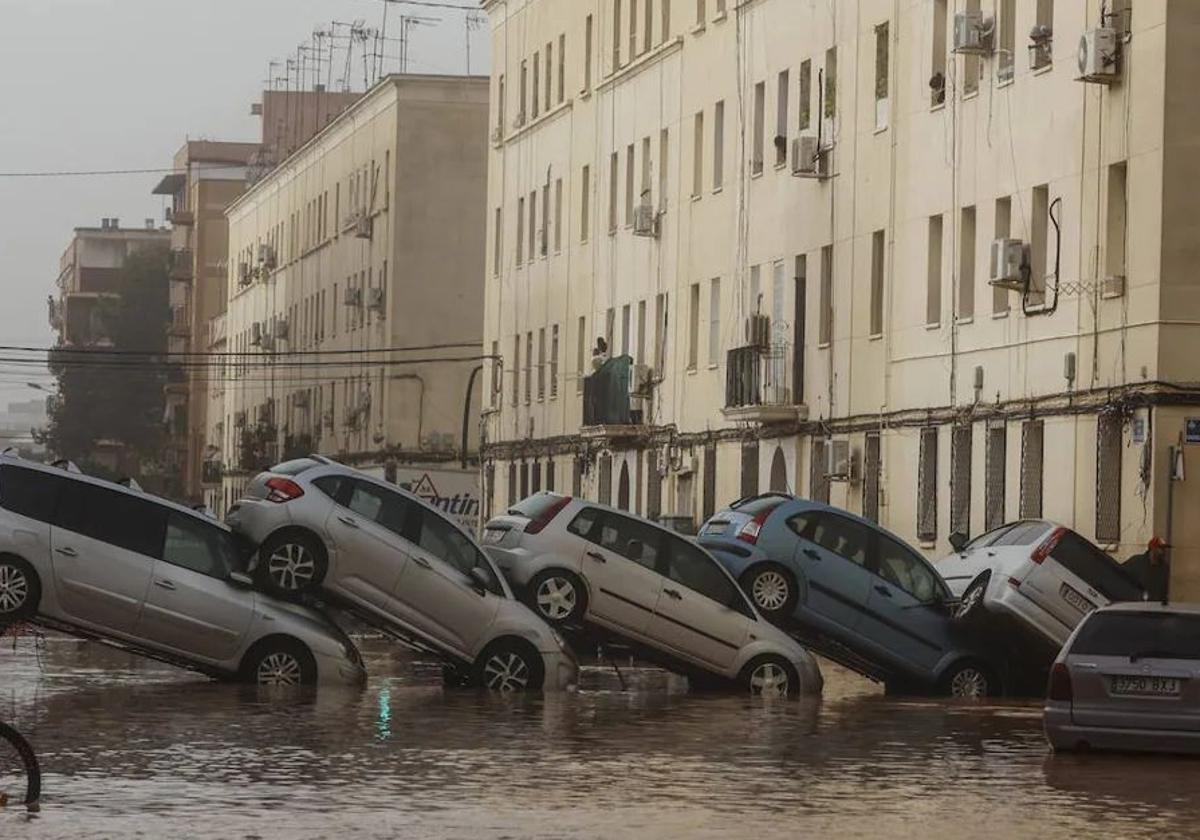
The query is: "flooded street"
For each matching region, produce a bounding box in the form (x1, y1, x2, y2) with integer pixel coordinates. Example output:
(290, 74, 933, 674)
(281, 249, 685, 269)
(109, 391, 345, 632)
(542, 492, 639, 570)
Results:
(4, 634, 1200, 839)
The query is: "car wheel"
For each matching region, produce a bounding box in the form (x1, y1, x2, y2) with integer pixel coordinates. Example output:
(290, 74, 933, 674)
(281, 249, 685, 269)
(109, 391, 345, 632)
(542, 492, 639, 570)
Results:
(741, 655, 801, 699)
(242, 638, 318, 687)
(955, 573, 990, 624)
(258, 532, 327, 596)
(0, 555, 40, 623)
(473, 639, 545, 693)
(741, 565, 797, 620)
(942, 661, 995, 699)
(526, 569, 587, 626)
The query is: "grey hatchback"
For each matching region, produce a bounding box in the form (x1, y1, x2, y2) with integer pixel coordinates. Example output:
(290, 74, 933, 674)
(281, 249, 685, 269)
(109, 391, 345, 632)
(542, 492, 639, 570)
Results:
(699, 495, 999, 697)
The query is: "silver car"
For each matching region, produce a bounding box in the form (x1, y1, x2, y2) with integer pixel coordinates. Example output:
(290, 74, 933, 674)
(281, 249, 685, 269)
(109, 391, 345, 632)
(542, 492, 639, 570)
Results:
(227, 458, 577, 693)
(0, 455, 365, 687)
(1045, 603, 1200, 754)
(483, 493, 824, 697)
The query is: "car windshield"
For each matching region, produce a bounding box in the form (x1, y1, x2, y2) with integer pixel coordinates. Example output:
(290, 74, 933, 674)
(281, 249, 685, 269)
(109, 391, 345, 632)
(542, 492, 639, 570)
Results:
(1071, 612, 1200, 660)
(508, 492, 567, 519)
(270, 458, 321, 476)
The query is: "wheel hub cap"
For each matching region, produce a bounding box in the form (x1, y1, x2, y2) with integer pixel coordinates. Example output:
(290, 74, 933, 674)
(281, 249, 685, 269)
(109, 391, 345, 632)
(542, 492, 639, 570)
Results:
(267, 544, 315, 591)
(752, 571, 789, 612)
(750, 663, 790, 698)
(951, 669, 988, 698)
(483, 652, 530, 692)
(257, 652, 302, 686)
(536, 577, 577, 621)
(0, 565, 29, 614)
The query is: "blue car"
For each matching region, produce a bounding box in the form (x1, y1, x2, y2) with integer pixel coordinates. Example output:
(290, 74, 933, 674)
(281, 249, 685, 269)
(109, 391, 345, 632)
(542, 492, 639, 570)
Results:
(699, 494, 1000, 697)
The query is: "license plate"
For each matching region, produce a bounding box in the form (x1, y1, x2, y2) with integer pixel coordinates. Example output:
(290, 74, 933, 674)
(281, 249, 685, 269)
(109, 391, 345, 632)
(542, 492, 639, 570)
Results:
(1112, 676, 1182, 697)
(1060, 583, 1096, 615)
(482, 529, 505, 545)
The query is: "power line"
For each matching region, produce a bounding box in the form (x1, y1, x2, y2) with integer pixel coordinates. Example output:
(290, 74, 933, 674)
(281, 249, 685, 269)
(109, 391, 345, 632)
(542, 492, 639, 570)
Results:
(0, 341, 481, 358)
(0, 164, 251, 179)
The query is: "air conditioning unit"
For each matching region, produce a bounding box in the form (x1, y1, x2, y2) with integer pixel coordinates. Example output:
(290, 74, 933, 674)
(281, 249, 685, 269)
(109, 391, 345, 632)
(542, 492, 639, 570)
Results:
(250, 321, 263, 346)
(745, 314, 771, 349)
(294, 391, 311, 409)
(953, 11, 994, 55)
(989, 238, 1027, 292)
(274, 319, 289, 340)
(354, 215, 372, 239)
(825, 439, 851, 481)
(257, 244, 276, 270)
(343, 286, 363, 307)
(234, 410, 248, 428)
(1078, 28, 1119, 84)
(238, 262, 252, 286)
(367, 287, 385, 312)
(633, 203, 658, 238)
(791, 134, 828, 178)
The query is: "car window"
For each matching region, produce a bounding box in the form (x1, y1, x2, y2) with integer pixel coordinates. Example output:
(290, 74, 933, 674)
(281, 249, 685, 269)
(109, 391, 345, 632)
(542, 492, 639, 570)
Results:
(667, 538, 751, 616)
(807, 513, 872, 568)
(0, 465, 63, 523)
(567, 507, 602, 539)
(1071, 611, 1200, 659)
(345, 480, 415, 539)
(417, 509, 504, 595)
(876, 534, 943, 603)
(162, 513, 237, 579)
(785, 512, 815, 539)
(963, 523, 1017, 551)
(311, 475, 346, 502)
(510, 493, 568, 519)
(56, 481, 167, 559)
(1051, 531, 1144, 602)
(594, 513, 665, 573)
(994, 521, 1052, 547)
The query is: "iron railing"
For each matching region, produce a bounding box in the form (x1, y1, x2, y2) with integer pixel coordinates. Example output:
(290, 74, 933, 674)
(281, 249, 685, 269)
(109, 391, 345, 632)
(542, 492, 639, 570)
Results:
(725, 343, 796, 409)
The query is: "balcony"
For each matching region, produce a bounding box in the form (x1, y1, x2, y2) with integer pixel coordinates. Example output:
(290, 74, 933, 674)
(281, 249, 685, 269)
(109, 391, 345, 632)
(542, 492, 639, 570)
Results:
(581, 355, 647, 441)
(168, 248, 194, 281)
(168, 207, 194, 226)
(722, 344, 807, 425)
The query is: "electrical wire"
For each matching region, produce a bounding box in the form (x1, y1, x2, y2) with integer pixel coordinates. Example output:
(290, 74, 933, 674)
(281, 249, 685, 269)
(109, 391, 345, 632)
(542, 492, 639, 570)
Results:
(0, 342, 481, 358)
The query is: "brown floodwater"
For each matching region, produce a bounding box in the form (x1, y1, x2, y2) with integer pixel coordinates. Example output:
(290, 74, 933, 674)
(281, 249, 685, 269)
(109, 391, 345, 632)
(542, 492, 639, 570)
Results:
(3, 632, 1200, 839)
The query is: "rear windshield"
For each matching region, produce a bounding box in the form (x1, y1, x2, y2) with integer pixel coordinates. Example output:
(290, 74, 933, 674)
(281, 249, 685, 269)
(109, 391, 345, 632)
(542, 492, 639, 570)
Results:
(1052, 532, 1144, 602)
(1071, 612, 1200, 660)
(993, 521, 1053, 547)
(728, 495, 790, 516)
(509, 493, 568, 519)
(270, 458, 321, 476)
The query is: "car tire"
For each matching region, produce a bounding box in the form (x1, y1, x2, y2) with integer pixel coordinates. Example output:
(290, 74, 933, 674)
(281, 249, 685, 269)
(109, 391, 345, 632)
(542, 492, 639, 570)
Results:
(955, 573, 990, 625)
(741, 564, 798, 621)
(941, 660, 997, 699)
(241, 638, 318, 687)
(740, 654, 801, 699)
(473, 639, 545, 693)
(257, 532, 328, 597)
(0, 555, 40, 624)
(525, 569, 588, 626)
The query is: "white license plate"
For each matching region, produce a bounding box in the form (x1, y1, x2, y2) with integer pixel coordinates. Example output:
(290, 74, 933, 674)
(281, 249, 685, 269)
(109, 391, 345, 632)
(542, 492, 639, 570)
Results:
(1112, 676, 1181, 697)
(1060, 583, 1095, 615)
(482, 529, 505, 545)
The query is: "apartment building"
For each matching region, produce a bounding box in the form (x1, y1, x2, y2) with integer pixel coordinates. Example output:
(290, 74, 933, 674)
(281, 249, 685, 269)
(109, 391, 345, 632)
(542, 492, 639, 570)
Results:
(217, 74, 489, 516)
(482, 0, 1200, 596)
(152, 141, 260, 504)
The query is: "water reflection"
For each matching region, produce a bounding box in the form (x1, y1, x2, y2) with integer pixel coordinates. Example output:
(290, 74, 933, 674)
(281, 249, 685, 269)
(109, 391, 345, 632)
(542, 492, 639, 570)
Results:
(3, 634, 1200, 839)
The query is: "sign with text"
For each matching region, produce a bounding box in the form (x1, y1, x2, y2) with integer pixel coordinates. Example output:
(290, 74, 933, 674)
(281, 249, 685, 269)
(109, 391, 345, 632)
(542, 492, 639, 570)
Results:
(361, 465, 482, 531)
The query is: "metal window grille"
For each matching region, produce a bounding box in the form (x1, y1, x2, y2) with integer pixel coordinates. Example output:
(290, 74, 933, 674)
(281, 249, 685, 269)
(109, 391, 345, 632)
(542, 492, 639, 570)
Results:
(1096, 414, 1123, 543)
(985, 425, 1007, 531)
(863, 432, 881, 523)
(572, 458, 583, 497)
(598, 454, 613, 505)
(740, 442, 760, 498)
(917, 428, 938, 542)
(810, 438, 830, 504)
(950, 425, 972, 537)
(520, 462, 530, 499)
(508, 463, 517, 507)
(546, 460, 556, 493)
(1020, 420, 1044, 519)
(532, 461, 542, 494)
(703, 444, 718, 519)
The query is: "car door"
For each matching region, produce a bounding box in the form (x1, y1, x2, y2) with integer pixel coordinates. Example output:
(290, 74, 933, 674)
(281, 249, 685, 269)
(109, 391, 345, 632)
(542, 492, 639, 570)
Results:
(860, 533, 951, 677)
(50, 479, 166, 635)
(322, 478, 414, 614)
(787, 511, 875, 638)
(568, 508, 665, 640)
(646, 536, 752, 674)
(394, 506, 503, 658)
(136, 512, 255, 664)
(0, 464, 65, 596)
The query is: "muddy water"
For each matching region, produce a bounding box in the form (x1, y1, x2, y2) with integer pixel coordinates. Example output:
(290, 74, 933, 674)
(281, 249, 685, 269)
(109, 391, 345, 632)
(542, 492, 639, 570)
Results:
(3, 633, 1200, 839)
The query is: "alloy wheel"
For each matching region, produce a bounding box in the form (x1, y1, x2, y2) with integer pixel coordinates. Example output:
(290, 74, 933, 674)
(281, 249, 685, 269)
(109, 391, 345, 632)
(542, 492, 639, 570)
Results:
(482, 652, 530, 692)
(0, 564, 29, 615)
(256, 652, 303, 686)
(751, 571, 791, 613)
(749, 662, 791, 698)
(950, 667, 989, 699)
(535, 576, 577, 621)
(267, 543, 315, 592)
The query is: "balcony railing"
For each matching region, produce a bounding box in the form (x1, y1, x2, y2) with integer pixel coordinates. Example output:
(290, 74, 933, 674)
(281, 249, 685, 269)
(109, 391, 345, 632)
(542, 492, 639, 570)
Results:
(169, 248, 194, 280)
(723, 343, 806, 424)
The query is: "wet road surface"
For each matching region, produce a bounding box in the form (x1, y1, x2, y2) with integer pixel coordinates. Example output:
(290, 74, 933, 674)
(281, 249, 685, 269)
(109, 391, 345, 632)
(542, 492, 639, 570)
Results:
(4, 632, 1200, 839)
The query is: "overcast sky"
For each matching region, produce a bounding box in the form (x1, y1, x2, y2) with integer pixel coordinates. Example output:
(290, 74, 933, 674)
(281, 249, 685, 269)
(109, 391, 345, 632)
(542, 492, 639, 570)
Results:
(0, 0, 488, 407)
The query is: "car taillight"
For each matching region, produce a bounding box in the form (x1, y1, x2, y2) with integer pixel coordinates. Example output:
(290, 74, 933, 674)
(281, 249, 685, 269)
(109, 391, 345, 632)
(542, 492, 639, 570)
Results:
(1047, 662, 1073, 702)
(524, 495, 572, 535)
(736, 503, 783, 545)
(265, 477, 305, 503)
(1030, 527, 1067, 565)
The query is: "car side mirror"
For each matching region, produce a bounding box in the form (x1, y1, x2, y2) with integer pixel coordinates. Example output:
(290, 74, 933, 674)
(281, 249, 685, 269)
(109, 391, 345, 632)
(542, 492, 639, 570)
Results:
(468, 566, 490, 595)
(228, 571, 255, 590)
(949, 532, 968, 553)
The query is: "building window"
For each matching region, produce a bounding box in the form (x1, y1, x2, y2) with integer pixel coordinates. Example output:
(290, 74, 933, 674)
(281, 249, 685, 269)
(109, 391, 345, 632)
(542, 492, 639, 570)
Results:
(696, 0, 705, 26)
(931, 0, 947, 106)
(712, 100, 725, 190)
(1030, 184, 1050, 305)
(918, 428, 938, 543)
(508, 463, 517, 507)
(605, 307, 615, 351)
(613, 0, 622, 70)
(927, 214, 943, 326)
(998, 0, 1015, 82)
(490, 340, 500, 407)
(810, 438, 830, 504)
(512, 335, 521, 407)
(630, 0, 638, 58)
(1032, 0, 1054, 70)
(537, 327, 546, 400)
(951, 425, 972, 538)
(529, 189, 538, 262)
(1096, 413, 1122, 543)
(643, 0, 653, 53)
(661, 0, 670, 43)
(870, 229, 885, 336)
(654, 292, 667, 373)
(793, 255, 806, 402)
(798, 59, 812, 131)
(550, 324, 560, 398)
(520, 461, 530, 499)
(688, 282, 700, 370)
(1020, 420, 1045, 519)
(708, 278, 721, 366)
(702, 443, 717, 519)
(985, 424, 1006, 531)
(636, 299, 647, 364)
(819, 245, 833, 346)
(532, 461, 542, 494)
(863, 431, 881, 523)
(692, 110, 704, 198)
(532, 52, 540, 119)
(625, 143, 635, 225)
(493, 207, 502, 276)
(640, 136, 652, 208)
(994, 196, 1012, 314)
(609, 152, 619, 232)
(496, 74, 506, 134)
(585, 14, 594, 90)
(547, 459, 557, 492)
(824, 47, 837, 119)
(752, 81, 765, 175)
(580, 165, 591, 243)
(558, 34, 566, 103)
(541, 183, 550, 256)
(659, 128, 670, 207)
(525, 332, 533, 404)
(519, 60, 528, 122)
(621, 304, 631, 356)
(959, 205, 976, 320)
(516, 196, 525, 263)
(1105, 162, 1128, 283)
(554, 178, 564, 253)
(875, 21, 889, 129)
(545, 42, 553, 112)
(776, 70, 790, 166)
(576, 315, 587, 393)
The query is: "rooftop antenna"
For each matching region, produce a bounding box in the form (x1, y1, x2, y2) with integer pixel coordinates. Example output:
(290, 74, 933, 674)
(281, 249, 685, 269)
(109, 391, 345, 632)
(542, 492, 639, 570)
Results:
(399, 15, 440, 74)
(466, 12, 486, 75)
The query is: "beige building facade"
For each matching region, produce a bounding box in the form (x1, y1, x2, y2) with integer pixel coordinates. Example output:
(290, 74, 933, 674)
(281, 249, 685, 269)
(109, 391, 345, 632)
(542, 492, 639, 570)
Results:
(481, 0, 1200, 596)
(216, 74, 489, 517)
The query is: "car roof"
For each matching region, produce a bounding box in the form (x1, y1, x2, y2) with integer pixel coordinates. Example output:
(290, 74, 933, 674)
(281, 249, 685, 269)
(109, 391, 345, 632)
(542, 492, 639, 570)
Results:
(738, 495, 924, 554)
(0, 453, 231, 532)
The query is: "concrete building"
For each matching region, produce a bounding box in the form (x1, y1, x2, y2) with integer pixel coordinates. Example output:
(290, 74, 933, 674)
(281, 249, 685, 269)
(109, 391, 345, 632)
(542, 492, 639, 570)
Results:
(481, 0, 1200, 596)
(216, 74, 489, 517)
(153, 141, 260, 503)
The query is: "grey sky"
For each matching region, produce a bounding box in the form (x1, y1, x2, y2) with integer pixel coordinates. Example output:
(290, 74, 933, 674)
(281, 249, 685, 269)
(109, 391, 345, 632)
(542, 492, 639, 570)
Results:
(0, 0, 488, 405)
